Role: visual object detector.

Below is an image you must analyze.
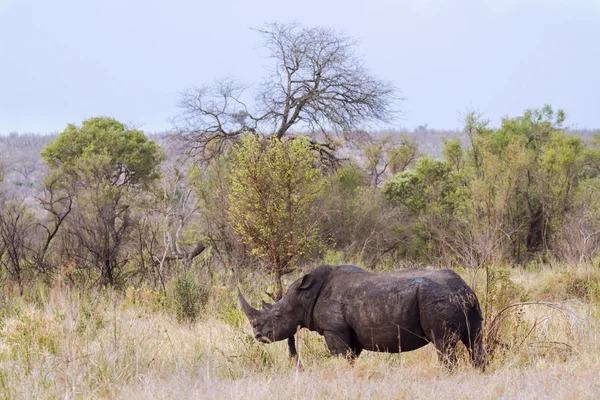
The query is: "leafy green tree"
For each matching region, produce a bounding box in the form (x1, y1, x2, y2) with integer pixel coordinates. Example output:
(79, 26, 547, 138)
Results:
(228, 135, 322, 299)
(470, 106, 589, 258)
(364, 134, 419, 187)
(442, 138, 464, 172)
(383, 157, 465, 215)
(42, 117, 161, 189)
(383, 106, 600, 266)
(41, 117, 163, 286)
(320, 161, 403, 267)
(383, 156, 469, 263)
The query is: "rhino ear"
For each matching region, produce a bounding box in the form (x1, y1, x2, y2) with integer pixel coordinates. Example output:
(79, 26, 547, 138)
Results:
(298, 274, 313, 290)
(262, 300, 274, 310)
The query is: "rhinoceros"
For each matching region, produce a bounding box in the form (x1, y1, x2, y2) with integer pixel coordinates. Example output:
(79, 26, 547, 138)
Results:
(238, 264, 486, 369)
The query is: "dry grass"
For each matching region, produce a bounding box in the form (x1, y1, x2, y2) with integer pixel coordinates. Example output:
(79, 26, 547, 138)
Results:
(0, 266, 599, 399)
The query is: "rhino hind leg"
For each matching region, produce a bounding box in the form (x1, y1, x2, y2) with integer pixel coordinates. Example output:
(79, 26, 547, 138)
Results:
(461, 322, 487, 371)
(430, 331, 461, 369)
(461, 317, 487, 371)
(436, 341, 458, 369)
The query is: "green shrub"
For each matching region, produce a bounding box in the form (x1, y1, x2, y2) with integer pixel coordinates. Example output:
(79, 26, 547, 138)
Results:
(213, 288, 246, 329)
(1, 307, 61, 373)
(171, 273, 210, 323)
(476, 265, 529, 359)
(77, 294, 105, 335)
(322, 249, 345, 266)
(536, 269, 600, 301)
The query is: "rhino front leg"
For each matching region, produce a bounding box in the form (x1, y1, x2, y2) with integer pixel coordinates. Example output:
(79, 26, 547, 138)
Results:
(288, 335, 305, 371)
(288, 336, 297, 357)
(323, 330, 358, 361)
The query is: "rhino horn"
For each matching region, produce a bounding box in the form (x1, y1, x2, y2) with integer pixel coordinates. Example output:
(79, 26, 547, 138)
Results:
(238, 288, 260, 319)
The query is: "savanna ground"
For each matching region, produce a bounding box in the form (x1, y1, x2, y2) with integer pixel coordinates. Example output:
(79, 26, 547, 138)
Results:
(0, 264, 599, 399)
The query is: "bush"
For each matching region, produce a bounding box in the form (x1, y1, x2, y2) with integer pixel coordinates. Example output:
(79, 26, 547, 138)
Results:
(1, 307, 61, 372)
(170, 273, 210, 323)
(536, 269, 600, 302)
(473, 265, 529, 359)
(322, 249, 345, 266)
(213, 286, 247, 329)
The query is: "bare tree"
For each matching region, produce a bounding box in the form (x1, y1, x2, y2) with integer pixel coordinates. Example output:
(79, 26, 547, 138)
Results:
(34, 175, 73, 272)
(0, 200, 37, 294)
(174, 22, 398, 163)
(0, 180, 73, 292)
(151, 163, 206, 290)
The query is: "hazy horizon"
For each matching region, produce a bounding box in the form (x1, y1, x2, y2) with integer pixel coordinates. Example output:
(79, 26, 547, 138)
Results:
(1, 0, 599, 135)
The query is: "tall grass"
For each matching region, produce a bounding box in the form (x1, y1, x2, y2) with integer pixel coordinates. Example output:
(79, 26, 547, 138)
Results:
(0, 265, 598, 399)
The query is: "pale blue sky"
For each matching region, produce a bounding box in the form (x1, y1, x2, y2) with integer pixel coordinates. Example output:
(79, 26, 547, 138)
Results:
(1, 0, 599, 134)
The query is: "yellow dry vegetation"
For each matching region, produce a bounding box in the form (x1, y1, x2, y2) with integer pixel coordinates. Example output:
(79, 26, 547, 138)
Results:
(0, 265, 598, 399)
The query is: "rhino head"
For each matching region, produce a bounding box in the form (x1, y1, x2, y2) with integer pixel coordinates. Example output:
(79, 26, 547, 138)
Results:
(238, 272, 323, 344)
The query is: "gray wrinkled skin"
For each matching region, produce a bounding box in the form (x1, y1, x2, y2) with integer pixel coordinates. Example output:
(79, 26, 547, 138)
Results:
(239, 265, 486, 369)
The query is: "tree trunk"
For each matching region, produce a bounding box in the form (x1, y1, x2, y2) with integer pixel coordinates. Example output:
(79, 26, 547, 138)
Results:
(274, 269, 283, 301)
(16, 266, 23, 296)
(105, 259, 114, 286)
(526, 208, 544, 253)
(273, 267, 299, 360)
